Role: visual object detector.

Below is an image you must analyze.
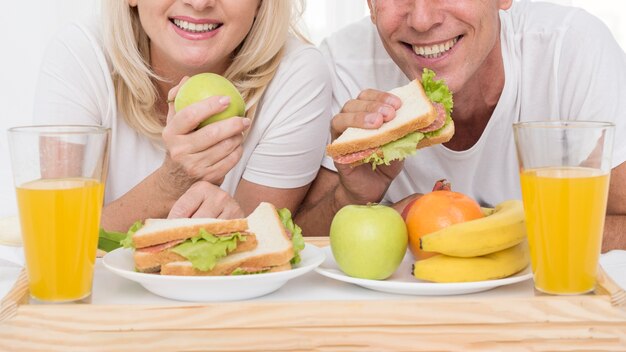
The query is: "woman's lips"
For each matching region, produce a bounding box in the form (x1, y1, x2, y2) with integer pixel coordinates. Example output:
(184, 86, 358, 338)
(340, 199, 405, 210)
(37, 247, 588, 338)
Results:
(170, 18, 223, 40)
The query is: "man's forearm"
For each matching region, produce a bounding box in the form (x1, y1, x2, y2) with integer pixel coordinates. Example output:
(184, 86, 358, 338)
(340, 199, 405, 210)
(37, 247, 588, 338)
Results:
(295, 183, 346, 237)
(602, 215, 626, 252)
(295, 167, 362, 236)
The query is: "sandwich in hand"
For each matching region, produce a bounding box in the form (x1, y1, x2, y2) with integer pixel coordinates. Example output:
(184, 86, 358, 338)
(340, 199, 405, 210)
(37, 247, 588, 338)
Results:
(326, 69, 454, 168)
(119, 202, 304, 276)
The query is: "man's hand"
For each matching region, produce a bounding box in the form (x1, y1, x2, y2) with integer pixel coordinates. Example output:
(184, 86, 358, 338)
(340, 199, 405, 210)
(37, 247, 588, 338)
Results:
(168, 181, 244, 219)
(332, 89, 404, 205)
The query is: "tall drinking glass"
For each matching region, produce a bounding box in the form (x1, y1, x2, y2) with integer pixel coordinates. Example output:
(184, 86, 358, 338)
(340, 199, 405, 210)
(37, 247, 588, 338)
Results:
(513, 121, 614, 295)
(8, 125, 109, 303)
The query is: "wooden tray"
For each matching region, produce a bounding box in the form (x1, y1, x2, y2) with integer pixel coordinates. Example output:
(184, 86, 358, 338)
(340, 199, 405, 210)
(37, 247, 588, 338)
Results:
(1, 237, 625, 351)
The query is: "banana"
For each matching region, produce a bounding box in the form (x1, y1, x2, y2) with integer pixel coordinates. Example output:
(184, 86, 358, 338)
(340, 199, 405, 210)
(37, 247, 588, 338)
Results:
(412, 241, 530, 283)
(420, 199, 526, 257)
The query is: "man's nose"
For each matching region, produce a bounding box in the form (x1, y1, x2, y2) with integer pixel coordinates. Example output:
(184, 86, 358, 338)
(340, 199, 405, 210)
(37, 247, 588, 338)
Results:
(407, 0, 444, 33)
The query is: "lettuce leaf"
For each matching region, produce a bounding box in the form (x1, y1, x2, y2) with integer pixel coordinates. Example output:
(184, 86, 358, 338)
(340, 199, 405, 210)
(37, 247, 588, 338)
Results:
(277, 208, 304, 265)
(98, 228, 127, 252)
(171, 229, 245, 271)
(363, 132, 425, 170)
(230, 267, 271, 275)
(421, 68, 453, 119)
(120, 221, 144, 249)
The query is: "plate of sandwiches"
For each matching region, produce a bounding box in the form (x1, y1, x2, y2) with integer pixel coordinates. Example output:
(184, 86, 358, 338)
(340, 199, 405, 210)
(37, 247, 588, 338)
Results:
(103, 202, 325, 302)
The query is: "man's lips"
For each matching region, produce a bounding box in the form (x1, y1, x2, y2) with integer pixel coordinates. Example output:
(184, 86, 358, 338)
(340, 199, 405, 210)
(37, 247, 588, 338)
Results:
(404, 35, 462, 60)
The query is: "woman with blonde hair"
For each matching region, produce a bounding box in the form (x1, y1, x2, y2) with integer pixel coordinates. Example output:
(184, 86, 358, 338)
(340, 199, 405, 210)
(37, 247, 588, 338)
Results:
(33, 0, 332, 231)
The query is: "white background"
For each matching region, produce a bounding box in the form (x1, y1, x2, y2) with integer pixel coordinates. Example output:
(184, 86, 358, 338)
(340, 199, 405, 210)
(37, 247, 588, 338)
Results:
(0, 0, 625, 216)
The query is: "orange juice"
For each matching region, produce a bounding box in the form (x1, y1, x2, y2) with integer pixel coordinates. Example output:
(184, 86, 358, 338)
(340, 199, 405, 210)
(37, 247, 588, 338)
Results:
(520, 167, 609, 294)
(16, 178, 104, 302)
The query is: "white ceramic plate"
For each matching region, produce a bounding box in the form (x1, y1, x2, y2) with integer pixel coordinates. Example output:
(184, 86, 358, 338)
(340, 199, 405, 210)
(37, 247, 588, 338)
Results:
(0, 216, 22, 246)
(103, 243, 325, 302)
(315, 246, 532, 296)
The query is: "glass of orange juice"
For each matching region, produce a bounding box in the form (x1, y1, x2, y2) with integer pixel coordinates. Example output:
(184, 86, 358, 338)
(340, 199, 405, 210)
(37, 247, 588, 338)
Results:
(8, 125, 109, 303)
(513, 121, 614, 295)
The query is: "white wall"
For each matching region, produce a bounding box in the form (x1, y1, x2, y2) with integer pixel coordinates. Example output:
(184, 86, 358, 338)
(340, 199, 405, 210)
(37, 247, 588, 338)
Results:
(0, 0, 625, 216)
(0, 0, 101, 216)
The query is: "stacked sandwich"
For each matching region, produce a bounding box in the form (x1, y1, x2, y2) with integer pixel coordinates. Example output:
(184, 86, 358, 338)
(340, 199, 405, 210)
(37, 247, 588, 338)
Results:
(326, 69, 454, 168)
(121, 202, 304, 276)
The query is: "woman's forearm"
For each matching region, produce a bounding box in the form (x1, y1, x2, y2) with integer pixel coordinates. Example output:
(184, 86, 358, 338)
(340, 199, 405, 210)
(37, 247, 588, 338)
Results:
(100, 167, 193, 232)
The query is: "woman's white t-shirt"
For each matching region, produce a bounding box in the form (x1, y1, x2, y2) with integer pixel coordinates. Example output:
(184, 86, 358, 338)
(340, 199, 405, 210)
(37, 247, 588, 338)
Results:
(320, 1, 626, 207)
(33, 20, 332, 205)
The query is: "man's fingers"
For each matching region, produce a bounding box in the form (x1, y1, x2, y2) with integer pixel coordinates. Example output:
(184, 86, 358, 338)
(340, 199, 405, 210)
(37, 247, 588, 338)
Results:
(331, 112, 384, 139)
(341, 99, 397, 121)
(356, 89, 402, 109)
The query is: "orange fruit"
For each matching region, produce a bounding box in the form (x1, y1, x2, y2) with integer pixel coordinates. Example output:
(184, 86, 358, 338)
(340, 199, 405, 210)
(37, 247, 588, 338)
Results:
(405, 190, 484, 260)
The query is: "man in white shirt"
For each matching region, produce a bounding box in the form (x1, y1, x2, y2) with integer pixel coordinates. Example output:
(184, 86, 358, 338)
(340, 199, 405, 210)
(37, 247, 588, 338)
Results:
(295, 0, 626, 251)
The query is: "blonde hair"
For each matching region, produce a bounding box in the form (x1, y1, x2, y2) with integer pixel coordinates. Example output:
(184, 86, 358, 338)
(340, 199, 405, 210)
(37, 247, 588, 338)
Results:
(103, 0, 307, 140)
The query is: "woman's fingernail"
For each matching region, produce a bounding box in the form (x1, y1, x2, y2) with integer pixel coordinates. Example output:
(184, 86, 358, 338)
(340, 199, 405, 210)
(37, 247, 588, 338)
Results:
(242, 118, 251, 127)
(365, 113, 381, 126)
(219, 96, 231, 105)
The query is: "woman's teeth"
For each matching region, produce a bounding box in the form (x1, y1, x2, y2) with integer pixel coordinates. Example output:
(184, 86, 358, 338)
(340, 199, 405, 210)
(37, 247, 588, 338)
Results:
(412, 37, 459, 59)
(173, 19, 220, 33)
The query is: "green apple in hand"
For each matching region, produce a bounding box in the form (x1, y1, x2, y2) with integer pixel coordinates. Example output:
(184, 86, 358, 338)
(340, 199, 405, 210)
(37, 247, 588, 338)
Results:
(174, 73, 246, 128)
(330, 204, 408, 280)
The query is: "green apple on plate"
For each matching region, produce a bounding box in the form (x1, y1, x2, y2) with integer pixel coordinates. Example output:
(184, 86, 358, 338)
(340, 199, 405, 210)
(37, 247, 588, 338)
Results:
(174, 73, 246, 128)
(330, 204, 408, 280)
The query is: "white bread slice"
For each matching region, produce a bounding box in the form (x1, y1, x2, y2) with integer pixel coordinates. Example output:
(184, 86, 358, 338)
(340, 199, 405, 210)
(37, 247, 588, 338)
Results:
(134, 234, 258, 273)
(326, 79, 436, 158)
(160, 202, 295, 276)
(132, 217, 248, 249)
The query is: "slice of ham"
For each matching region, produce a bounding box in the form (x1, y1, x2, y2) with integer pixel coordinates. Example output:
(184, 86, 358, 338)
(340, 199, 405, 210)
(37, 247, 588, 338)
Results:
(417, 103, 446, 132)
(335, 147, 381, 165)
(137, 239, 185, 254)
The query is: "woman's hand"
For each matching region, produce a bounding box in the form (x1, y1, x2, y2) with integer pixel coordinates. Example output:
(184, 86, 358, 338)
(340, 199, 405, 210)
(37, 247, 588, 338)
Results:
(160, 79, 250, 194)
(168, 181, 244, 219)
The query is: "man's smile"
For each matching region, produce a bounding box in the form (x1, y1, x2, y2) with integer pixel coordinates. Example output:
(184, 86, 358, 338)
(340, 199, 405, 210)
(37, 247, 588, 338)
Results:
(409, 36, 462, 59)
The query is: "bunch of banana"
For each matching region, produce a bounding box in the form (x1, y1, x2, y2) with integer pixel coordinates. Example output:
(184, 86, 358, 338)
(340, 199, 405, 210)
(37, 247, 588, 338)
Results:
(412, 200, 530, 283)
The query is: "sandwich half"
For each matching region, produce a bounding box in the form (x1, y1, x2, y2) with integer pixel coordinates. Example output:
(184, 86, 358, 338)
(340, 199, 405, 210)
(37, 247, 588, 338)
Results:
(326, 68, 454, 168)
(126, 217, 256, 274)
(161, 202, 300, 276)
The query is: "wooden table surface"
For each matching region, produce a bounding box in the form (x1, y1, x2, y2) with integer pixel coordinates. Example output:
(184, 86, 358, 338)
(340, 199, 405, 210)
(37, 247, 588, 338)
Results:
(1, 237, 625, 351)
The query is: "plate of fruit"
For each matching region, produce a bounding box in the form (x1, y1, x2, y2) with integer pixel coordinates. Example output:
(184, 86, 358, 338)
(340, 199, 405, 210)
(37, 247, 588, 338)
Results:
(315, 181, 533, 296)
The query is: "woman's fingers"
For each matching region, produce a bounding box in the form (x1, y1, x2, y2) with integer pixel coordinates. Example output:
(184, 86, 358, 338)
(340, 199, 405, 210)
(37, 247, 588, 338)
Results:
(168, 181, 243, 219)
(166, 76, 189, 123)
(164, 96, 232, 136)
(168, 183, 206, 219)
(187, 116, 249, 151)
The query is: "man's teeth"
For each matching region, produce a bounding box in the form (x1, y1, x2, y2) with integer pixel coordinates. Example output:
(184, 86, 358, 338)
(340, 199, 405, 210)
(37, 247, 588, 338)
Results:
(412, 37, 458, 59)
(173, 19, 219, 33)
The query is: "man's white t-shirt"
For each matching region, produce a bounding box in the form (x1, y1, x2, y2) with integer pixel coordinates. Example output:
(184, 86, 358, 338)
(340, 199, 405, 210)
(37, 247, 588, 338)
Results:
(33, 20, 332, 205)
(320, 1, 626, 207)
